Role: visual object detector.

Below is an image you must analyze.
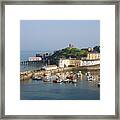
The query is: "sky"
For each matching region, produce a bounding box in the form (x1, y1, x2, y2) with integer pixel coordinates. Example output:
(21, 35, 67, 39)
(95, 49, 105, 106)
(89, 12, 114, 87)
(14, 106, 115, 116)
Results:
(20, 20, 100, 51)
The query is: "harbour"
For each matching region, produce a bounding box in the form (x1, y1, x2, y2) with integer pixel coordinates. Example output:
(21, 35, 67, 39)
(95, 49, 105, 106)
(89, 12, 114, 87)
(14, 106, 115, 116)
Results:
(20, 46, 100, 100)
(20, 65, 100, 81)
(20, 62, 100, 100)
(20, 20, 100, 100)
(20, 70, 100, 100)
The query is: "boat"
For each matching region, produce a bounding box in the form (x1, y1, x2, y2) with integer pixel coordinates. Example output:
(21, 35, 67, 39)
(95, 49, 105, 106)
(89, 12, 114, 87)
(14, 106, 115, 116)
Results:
(86, 72, 95, 81)
(77, 72, 80, 77)
(53, 79, 63, 83)
(43, 76, 51, 82)
(85, 71, 90, 76)
(32, 76, 42, 80)
(72, 79, 77, 83)
(43, 79, 51, 82)
(87, 76, 93, 81)
(69, 79, 77, 83)
(97, 82, 100, 87)
(63, 79, 70, 83)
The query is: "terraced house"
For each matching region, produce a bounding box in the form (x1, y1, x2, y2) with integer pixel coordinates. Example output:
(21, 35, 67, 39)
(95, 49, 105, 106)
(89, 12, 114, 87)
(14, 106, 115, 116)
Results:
(59, 52, 100, 68)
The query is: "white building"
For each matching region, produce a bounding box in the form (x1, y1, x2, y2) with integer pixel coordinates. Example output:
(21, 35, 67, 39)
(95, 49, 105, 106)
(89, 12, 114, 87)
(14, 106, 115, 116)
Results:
(42, 65, 57, 71)
(29, 57, 42, 61)
(59, 58, 100, 67)
(81, 59, 100, 66)
(59, 59, 70, 68)
(59, 59, 82, 68)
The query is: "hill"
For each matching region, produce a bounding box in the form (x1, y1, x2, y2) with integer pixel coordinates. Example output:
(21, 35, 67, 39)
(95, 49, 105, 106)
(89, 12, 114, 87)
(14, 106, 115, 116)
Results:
(48, 46, 100, 65)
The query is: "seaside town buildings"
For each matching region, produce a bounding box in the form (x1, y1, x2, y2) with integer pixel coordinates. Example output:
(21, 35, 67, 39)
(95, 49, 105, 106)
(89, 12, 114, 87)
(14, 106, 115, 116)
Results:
(59, 52, 100, 68)
(59, 59, 82, 68)
(81, 52, 100, 66)
(86, 52, 100, 60)
(22, 44, 100, 69)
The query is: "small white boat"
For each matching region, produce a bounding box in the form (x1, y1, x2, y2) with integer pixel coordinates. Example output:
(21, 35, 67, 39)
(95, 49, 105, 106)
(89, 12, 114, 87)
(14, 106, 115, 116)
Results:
(98, 82, 100, 87)
(63, 79, 69, 83)
(43, 78, 51, 82)
(43, 79, 51, 82)
(77, 72, 80, 77)
(32, 76, 42, 80)
(86, 72, 95, 81)
(53, 79, 63, 83)
(43, 76, 51, 82)
(87, 76, 93, 81)
(73, 79, 77, 83)
(70, 79, 77, 83)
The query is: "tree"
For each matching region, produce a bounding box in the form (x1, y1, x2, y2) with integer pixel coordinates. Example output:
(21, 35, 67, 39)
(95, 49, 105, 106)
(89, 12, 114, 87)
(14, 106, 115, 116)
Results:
(49, 47, 87, 62)
(93, 46, 100, 53)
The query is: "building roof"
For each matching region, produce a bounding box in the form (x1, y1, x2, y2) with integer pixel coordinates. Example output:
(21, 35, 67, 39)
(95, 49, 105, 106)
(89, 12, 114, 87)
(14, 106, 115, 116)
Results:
(87, 52, 100, 54)
(82, 59, 100, 61)
(45, 65, 57, 68)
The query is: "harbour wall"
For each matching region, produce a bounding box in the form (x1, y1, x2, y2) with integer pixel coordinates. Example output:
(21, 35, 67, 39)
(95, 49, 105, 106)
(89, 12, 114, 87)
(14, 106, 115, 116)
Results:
(20, 65, 100, 81)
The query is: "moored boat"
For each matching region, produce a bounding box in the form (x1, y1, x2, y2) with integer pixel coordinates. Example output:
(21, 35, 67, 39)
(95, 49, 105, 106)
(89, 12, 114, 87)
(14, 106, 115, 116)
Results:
(53, 79, 63, 83)
(86, 72, 95, 81)
(43, 76, 51, 82)
(43, 79, 51, 82)
(32, 76, 42, 80)
(63, 79, 70, 83)
(69, 79, 78, 83)
(97, 82, 100, 87)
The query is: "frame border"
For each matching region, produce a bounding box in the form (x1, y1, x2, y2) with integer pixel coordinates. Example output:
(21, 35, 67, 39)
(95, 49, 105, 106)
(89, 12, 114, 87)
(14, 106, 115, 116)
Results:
(0, 0, 119, 119)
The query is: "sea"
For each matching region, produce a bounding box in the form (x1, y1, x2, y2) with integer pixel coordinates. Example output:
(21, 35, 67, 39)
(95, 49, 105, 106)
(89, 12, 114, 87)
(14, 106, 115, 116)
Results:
(20, 51, 100, 100)
(20, 51, 45, 72)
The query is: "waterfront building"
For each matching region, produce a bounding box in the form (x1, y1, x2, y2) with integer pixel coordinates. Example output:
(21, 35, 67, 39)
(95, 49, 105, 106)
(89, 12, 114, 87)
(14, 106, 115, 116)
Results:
(42, 65, 57, 71)
(59, 59, 70, 67)
(81, 52, 100, 60)
(28, 57, 42, 61)
(80, 52, 100, 66)
(59, 52, 100, 68)
(69, 59, 82, 67)
(81, 59, 100, 66)
(86, 52, 100, 60)
(59, 58, 82, 68)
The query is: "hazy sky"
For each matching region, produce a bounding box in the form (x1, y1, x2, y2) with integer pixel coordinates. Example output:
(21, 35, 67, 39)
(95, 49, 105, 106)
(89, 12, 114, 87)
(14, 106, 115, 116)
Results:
(20, 20, 100, 51)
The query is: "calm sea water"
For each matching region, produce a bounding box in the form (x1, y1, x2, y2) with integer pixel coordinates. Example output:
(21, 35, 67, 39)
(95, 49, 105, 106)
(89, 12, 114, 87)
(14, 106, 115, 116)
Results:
(20, 51, 100, 100)
(20, 51, 39, 61)
(20, 51, 44, 72)
(20, 78, 100, 100)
